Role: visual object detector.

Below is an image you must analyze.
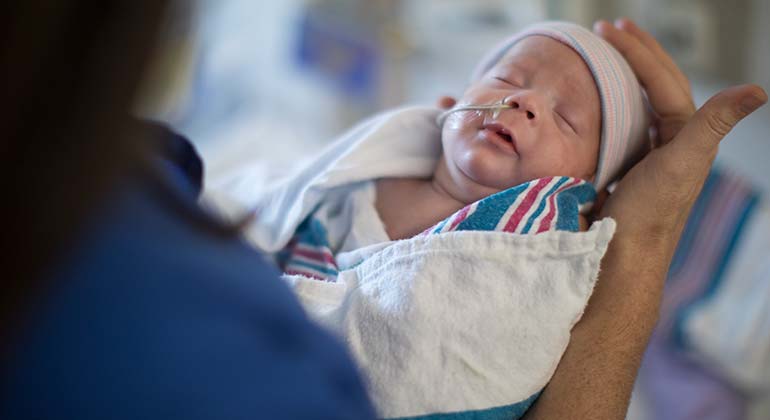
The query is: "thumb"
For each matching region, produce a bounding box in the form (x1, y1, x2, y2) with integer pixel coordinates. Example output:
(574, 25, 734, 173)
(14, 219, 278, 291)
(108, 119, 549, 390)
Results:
(670, 84, 767, 157)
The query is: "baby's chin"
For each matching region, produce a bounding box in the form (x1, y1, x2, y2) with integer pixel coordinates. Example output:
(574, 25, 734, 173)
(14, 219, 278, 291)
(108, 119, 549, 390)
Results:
(452, 152, 524, 195)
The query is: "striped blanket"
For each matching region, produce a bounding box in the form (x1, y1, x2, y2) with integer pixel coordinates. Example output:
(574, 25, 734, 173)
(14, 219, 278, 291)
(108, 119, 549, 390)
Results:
(276, 176, 596, 281)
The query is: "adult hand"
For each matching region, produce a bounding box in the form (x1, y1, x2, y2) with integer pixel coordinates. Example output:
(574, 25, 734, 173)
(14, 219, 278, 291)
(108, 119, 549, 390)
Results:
(594, 18, 767, 252)
(524, 19, 767, 420)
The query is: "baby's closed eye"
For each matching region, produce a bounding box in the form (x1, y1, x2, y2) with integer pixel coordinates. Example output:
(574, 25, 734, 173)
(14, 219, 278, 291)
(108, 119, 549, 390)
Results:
(555, 111, 577, 133)
(492, 76, 520, 88)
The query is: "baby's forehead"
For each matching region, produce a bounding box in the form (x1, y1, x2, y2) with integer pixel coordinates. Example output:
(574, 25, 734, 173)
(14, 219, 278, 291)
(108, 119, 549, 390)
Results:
(498, 36, 589, 75)
(495, 36, 598, 100)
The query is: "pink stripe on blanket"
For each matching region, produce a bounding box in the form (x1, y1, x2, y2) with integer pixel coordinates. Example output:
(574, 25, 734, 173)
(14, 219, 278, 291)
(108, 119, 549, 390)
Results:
(537, 178, 583, 233)
(503, 177, 552, 232)
(448, 204, 473, 231)
(292, 244, 339, 268)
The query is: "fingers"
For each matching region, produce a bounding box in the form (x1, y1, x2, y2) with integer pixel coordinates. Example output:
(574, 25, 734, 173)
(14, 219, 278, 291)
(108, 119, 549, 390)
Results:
(436, 96, 457, 110)
(613, 18, 691, 96)
(594, 20, 694, 120)
(668, 84, 766, 160)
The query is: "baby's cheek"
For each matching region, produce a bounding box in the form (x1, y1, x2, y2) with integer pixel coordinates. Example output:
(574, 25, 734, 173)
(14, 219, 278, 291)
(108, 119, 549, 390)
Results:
(578, 142, 600, 178)
(558, 139, 597, 178)
(462, 85, 500, 103)
(532, 145, 571, 174)
(443, 109, 483, 131)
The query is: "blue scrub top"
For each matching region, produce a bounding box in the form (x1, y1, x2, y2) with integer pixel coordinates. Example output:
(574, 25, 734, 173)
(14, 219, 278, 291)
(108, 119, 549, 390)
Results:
(0, 123, 376, 420)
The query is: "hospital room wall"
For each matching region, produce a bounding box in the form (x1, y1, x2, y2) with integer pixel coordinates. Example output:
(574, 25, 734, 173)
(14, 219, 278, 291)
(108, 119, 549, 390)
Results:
(748, 0, 770, 90)
(168, 0, 767, 121)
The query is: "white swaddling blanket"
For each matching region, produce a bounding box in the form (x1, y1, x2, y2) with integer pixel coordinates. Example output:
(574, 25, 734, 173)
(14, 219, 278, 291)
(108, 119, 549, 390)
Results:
(286, 221, 614, 418)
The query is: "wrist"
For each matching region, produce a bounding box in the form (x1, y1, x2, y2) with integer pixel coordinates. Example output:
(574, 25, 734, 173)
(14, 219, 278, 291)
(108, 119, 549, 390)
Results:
(577, 218, 673, 343)
(606, 207, 684, 268)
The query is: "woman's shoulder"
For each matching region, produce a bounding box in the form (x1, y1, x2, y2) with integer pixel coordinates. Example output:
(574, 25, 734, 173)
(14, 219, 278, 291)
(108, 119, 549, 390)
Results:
(1, 131, 375, 420)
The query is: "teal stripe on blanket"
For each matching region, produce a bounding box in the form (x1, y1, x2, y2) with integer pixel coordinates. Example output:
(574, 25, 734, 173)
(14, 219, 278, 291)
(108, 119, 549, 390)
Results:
(278, 215, 340, 277)
(431, 217, 450, 234)
(555, 182, 595, 232)
(295, 216, 332, 247)
(389, 392, 540, 420)
(454, 182, 531, 232)
(521, 177, 570, 234)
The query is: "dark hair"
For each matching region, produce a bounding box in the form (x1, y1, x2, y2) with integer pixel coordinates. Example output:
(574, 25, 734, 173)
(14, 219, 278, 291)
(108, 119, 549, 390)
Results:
(0, 1, 172, 347)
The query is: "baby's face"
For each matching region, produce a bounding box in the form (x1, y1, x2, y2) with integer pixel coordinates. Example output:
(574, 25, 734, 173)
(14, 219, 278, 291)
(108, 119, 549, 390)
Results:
(441, 35, 601, 198)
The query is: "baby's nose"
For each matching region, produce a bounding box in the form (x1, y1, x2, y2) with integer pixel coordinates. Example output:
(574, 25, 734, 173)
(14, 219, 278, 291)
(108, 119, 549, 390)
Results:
(503, 93, 540, 122)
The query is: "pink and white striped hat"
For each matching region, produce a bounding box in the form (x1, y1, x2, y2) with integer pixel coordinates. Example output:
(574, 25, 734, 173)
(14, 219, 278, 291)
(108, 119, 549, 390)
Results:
(470, 21, 650, 192)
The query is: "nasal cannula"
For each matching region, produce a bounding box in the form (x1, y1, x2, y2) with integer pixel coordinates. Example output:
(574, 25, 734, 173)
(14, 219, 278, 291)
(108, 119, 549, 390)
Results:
(436, 98, 513, 127)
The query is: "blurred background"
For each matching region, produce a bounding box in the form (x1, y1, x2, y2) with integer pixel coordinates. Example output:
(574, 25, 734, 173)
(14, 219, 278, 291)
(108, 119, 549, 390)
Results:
(139, 0, 770, 194)
(138, 1, 769, 419)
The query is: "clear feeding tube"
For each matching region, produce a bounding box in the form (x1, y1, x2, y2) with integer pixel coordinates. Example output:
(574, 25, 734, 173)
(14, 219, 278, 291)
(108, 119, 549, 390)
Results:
(435, 98, 513, 127)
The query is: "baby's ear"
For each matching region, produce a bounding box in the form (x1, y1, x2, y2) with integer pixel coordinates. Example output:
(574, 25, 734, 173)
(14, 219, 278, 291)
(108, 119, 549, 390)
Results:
(435, 96, 457, 110)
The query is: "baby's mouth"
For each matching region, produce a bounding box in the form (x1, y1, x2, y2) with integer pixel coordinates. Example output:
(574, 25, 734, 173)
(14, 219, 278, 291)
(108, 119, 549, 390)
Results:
(481, 122, 518, 154)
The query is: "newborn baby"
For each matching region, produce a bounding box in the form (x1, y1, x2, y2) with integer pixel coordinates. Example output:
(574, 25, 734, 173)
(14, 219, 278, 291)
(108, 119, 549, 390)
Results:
(377, 22, 649, 239)
(251, 21, 654, 280)
(245, 21, 651, 419)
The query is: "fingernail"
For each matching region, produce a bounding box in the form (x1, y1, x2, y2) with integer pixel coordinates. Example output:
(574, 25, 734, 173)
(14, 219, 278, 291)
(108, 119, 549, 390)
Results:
(741, 94, 768, 114)
(593, 20, 608, 32)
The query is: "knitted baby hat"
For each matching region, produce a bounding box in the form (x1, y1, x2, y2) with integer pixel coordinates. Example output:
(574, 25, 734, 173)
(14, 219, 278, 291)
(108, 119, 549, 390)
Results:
(470, 21, 650, 192)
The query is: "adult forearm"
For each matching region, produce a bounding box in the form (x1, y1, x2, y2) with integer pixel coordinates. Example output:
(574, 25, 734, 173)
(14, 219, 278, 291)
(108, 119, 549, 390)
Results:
(523, 229, 676, 420)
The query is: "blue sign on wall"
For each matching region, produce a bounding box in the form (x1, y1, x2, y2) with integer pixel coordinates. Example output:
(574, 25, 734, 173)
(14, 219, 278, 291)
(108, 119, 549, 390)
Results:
(295, 10, 380, 98)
